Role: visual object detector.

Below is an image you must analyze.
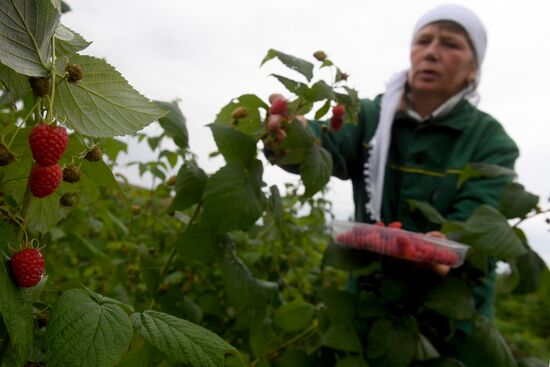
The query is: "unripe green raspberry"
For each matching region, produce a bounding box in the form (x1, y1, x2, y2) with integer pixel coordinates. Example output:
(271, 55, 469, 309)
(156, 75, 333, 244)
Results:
(63, 164, 81, 183)
(85, 146, 103, 162)
(0, 144, 15, 166)
(65, 64, 84, 83)
(60, 192, 78, 207)
(313, 50, 327, 61)
(28, 77, 50, 97)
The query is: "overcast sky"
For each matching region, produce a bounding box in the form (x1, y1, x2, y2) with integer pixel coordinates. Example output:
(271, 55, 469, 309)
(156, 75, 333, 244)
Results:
(61, 0, 550, 263)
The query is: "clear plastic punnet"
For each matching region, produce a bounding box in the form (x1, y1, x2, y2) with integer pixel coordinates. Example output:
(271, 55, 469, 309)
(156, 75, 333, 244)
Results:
(331, 220, 469, 268)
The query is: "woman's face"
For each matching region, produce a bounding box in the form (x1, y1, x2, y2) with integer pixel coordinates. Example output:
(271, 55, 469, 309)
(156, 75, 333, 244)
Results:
(408, 22, 477, 99)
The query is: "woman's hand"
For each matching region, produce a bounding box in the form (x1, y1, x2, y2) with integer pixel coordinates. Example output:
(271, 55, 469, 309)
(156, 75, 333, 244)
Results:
(423, 231, 451, 276)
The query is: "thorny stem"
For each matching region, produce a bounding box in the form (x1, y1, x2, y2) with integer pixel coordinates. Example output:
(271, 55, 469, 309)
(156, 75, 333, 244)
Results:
(148, 202, 203, 309)
(251, 319, 320, 367)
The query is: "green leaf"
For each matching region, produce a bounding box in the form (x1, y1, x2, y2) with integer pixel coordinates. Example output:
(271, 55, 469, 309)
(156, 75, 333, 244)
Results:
(270, 74, 309, 95)
(321, 322, 363, 353)
(210, 124, 257, 165)
(0, 257, 33, 367)
(424, 277, 476, 320)
(458, 315, 518, 367)
(457, 163, 516, 189)
(268, 185, 283, 227)
(301, 145, 332, 197)
(46, 288, 133, 367)
(170, 160, 207, 212)
(407, 200, 447, 225)
(80, 159, 123, 193)
(27, 194, 60, 234)
(335, 356, 370, 367)
(159, 150, 179, 168)
(273, 300, 316, 333)
(415, 333, 440, 360)
(318, 288, 357, 324)
(275, 349, 315, 367)
(0, 0, 60, 76)
(116, 336, 154, 367)
(304, 80, 335, 102)
(499, 182, 539, 219)
(322, 243, 379, 271)
(54, 23, 91, 56)
(366, 317, 418, 367)
(222, 251, 278, 321)
(0, 221, 17, 251)
(54, 54, 167, 137)
(314, 100, 331, 120)
(147, 135, 162, 151)
(174, 223, 225, 263)
(460, 205, 526, 259)
(202, 160, 266, 232)
(279, 119, 316, 150)
(155, 100, 188, 149)
(261, 49, 314, 81)
(513, 248, 549, 295)
(101, 138, 128, 162)
(131, 310, 239, 367)
(213, 94, 267, 135)
(0, 64, 32, 103)
(517, 357, 547, 367)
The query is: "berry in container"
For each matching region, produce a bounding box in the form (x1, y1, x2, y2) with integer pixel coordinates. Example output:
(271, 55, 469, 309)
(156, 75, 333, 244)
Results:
(331, 220, 469, 268)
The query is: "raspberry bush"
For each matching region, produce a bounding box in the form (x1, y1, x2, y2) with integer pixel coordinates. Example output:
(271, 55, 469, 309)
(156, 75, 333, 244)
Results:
(0, 1, 548, 367)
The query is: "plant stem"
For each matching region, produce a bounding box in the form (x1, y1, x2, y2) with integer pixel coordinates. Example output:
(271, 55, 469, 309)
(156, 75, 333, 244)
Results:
(512, 208, 550, 228)
(148, 202, 202, 309)
(6, 100, 41, 148)
(46, 38, 56, 123)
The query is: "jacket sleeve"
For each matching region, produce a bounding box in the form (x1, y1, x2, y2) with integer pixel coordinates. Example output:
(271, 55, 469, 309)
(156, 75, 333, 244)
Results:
(446, 121, 519, 221)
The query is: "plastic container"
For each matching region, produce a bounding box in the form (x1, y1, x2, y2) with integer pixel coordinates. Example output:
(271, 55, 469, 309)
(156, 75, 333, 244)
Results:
(331, 220, 469, 268)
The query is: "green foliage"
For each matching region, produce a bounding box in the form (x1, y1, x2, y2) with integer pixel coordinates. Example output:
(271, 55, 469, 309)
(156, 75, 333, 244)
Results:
(0, 4, 548, 366)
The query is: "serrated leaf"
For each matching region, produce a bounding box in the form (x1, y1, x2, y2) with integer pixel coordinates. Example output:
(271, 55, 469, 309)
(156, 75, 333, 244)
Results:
(499, 182, 539, 219)
(301, 145, 332, 197)
(55, 23, 91, 56)
(213, 94, 266, 135)
(513, 248, 549, 295)
(459, 315, 518, 367)
(46, 288, 133, 367)
(170, 160, 207, 212)
(321, 322, 363, 353)
(304, 80, 334, 102)
(131, 310, 239, 367)
(101, 137, 127, 162)
(0, 0, 60, 76)
(461, 205, 526, 259)
(279, 119, 316, 150)
(80, 159, 123, 194)
(270, 74, 309, 95)
(155, 100, 189, 149)
(366, 317, 417, 367)
(222, 251, 278, 321)
(0, 257, 33, 367)
(273, 300, 315, 333)
(424, 277, 476, 320)
(54, 55, 166, 137)
(261, 49, 314, 81)
(174, 223, 225, 263)
(202, 160, 266, 232)
(0, 64, 32, 103)
(407, 200, 447, 225)
(210, 124, 257, 165)
(457, 163, 516, 189)
(27, 194, 60, 234)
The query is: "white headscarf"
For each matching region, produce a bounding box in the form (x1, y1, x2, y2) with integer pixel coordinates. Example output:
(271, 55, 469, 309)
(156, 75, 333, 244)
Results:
(365, 4, 487, 221)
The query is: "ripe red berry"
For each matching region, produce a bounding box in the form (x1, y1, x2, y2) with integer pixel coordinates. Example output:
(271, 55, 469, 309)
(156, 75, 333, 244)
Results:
(29, 164, 62, 198)
(396, 235, 416, 260)
(268, 93, 285, 104)
(330, 116, 344, 131)
(387, 221, 402, 229)
(332, 104, 345, 118)
(28, 123, 68, 166)
(269, 98, 288, 115)
(10, 248, 45, 288)
(267, 114, 284, 133)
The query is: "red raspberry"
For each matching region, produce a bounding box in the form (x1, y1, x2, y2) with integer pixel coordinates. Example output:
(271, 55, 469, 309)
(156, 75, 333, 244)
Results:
(330, 116, 344, 131)
(387, 221, 402, 229)
(28, 123, 68, 166)
(332, 104, 345, 118)
(10, 248, 45, 288)
(415, 241, 436, 262)
(29, 164, 62, 198)
(396, 235, 416, 260)
(269, 98, 288, 115)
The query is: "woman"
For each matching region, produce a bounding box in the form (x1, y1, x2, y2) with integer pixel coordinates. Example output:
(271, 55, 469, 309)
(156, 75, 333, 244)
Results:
(270, 3, 519, 356)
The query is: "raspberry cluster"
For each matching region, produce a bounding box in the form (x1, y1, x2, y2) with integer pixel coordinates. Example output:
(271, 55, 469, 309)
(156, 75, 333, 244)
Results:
(28, 123, 68, 198)
(335, 222, 460, 267)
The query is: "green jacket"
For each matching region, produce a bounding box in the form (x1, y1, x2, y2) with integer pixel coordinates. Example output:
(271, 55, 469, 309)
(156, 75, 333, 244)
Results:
(310, 95, 519, 231)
